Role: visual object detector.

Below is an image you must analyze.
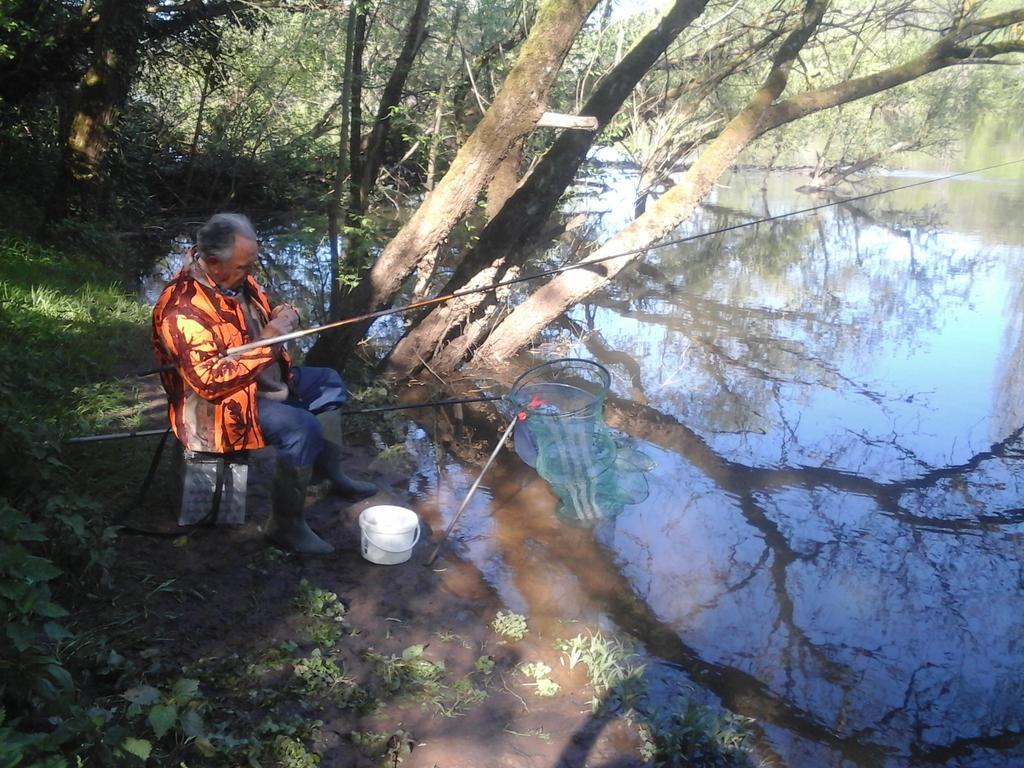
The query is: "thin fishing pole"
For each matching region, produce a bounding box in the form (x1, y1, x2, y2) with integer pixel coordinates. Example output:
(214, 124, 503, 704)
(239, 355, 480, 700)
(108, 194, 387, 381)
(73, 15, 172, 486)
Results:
(336, 394, 501, 416)
(426, 415, 519, 566)
(223, 158, 1024, 359)
(64, 395, 504, 443)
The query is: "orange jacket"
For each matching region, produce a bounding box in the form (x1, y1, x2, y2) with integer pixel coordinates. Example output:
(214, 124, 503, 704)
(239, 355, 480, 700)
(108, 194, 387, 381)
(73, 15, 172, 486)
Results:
(152, 266, 291, 453)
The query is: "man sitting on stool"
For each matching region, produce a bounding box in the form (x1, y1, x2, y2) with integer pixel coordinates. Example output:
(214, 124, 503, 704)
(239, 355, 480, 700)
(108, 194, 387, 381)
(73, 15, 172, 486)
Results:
(152, 213, 376, 554)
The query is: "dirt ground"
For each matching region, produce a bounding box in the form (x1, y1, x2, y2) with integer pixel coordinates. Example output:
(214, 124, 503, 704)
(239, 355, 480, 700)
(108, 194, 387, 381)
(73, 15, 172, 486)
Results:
(112, 431, 648, 768)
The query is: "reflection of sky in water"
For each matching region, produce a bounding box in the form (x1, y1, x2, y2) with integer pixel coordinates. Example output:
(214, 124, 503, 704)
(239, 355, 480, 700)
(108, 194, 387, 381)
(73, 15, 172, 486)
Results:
(568, 189, 1021, 479)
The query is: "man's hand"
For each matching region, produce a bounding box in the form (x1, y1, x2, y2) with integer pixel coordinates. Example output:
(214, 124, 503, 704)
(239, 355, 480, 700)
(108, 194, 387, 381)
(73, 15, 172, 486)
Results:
(261, 303, 300, 340)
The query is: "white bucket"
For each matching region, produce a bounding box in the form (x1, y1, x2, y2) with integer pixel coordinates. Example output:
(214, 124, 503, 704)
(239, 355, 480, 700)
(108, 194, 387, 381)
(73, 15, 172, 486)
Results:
(358, 505, 421, 565)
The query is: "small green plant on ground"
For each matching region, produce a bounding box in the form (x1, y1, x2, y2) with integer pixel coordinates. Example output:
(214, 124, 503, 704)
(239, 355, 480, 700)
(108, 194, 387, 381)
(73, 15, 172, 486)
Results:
(365, 644, 489, 717)
(491, 610, 528, 642)
(295, 579, 349, 647)
(351, 728, 414, 766)
(366, 643, 445, 694)
(293, 649, 349, 693)
(518, 661, 561, 697)
(272, 736, 321, 768)
(291, 648, 372, 711)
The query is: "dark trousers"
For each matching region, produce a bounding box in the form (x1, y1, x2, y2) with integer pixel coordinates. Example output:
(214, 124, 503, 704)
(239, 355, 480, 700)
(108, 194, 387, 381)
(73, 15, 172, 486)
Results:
(257, 366, 347, 467)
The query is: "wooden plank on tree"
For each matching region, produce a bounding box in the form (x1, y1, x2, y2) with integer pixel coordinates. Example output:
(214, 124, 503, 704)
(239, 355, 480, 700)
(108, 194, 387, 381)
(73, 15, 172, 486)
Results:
(536, 112, 599, 130)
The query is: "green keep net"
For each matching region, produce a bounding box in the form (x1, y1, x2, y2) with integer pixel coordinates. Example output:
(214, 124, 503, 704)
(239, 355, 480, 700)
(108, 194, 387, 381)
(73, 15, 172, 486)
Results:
(507, 359, 652, 525)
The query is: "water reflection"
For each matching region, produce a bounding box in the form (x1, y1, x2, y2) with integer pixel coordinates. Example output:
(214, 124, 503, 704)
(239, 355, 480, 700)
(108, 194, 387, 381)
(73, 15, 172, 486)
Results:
(556, 170, 1024, 766)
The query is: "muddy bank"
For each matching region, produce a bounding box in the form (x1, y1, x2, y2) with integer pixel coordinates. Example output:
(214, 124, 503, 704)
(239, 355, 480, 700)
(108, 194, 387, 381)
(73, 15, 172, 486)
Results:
(108, 431, 651, 768)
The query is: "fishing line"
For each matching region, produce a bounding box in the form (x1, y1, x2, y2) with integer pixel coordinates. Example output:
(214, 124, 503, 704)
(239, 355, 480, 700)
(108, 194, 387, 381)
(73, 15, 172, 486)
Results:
(223, 157, 1024, 358)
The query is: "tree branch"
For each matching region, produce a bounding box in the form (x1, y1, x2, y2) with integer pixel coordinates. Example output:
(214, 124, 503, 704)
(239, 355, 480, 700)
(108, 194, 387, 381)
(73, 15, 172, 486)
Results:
(763, 10, 1024, 132)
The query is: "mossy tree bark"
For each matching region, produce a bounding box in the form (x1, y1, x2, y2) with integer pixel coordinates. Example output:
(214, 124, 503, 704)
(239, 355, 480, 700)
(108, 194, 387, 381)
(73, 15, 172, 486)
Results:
(306, 0, 600, 366)
(47, 0, 146, 221)
(383, 0, 715, 377)
(466, 2, 1024, 366)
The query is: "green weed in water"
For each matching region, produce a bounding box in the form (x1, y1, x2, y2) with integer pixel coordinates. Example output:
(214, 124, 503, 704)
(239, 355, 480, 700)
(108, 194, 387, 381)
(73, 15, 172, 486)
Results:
(558, 629, 753, 766)
(491, 610, 527, 642)
(558, 630, 645, 712)
(637, 702, 754, 768)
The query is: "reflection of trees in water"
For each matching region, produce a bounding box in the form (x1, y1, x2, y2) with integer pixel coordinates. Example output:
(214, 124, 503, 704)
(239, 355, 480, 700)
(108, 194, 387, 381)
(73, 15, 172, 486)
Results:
(257, 228, 333, 325)
(406, 355, 1024, 765)
(993, 267, 1024, 440)
(598, 395, 1024, 765)
(581, 199, 1014, 477)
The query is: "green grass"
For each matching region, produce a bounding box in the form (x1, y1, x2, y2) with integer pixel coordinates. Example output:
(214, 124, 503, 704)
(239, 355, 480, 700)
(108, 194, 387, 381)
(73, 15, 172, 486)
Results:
(0, 232, 150, 433)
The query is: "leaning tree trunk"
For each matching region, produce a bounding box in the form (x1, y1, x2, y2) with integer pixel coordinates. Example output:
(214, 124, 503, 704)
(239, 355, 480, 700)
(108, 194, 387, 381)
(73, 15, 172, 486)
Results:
(383, 0, 713, 377)
(471, 0, 830, 366)
(357, 0, 432, 208)
(306, 0, 600, 366)
(47, 0, 145, 221)
(469, 3, 1024, 365)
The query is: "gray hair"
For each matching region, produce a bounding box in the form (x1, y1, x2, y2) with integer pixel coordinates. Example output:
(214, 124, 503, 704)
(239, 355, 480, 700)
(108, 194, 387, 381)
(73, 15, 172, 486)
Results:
(196, 213, 257, 263)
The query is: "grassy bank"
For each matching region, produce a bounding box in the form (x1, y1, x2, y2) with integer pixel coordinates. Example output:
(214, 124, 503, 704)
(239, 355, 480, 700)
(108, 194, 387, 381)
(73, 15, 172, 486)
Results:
(0, 231, 157, 766)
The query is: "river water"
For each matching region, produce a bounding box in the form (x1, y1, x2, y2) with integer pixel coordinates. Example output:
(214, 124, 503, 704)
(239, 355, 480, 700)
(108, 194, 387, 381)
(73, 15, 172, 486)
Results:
(146, 166, 1024, 766)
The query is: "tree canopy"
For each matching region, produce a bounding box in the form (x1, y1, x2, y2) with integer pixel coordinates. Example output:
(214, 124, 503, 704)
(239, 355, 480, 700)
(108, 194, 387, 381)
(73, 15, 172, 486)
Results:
(1, 0, 1022, 369)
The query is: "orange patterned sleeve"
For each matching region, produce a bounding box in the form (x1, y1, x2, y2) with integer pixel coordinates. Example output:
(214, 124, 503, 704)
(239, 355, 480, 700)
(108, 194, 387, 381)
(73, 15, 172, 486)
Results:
(159, 314, 277, 402)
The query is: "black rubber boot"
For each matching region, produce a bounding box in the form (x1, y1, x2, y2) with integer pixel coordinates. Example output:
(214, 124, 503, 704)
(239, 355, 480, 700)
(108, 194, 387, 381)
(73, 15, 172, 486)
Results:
(314, 440, 378, 501)
(265, 461, 334, 555)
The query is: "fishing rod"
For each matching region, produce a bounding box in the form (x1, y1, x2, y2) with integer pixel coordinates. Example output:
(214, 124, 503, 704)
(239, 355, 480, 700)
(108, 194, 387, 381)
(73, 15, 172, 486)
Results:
(64, 395, 503, 444)
(220, 157, 1024, 358)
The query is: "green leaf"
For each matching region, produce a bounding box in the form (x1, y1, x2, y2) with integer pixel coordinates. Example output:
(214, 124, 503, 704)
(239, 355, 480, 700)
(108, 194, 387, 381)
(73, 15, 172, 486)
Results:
(44, 663, 73, 693)
(123, 685, 161, 707)
(147, 703, 177, 739)
(12, 524, 46, 542)
(120, 736, 152, 760)
(6, 621, 35, 651)
(194, 736, 217, 757)
(170, 678, 200, 702)
(0, 581, 26, 601)
(35, 600, 69, 618)
(179, 708, 204, 738)
(44, 622, 74, 641)
(401, 644, 425, 661)
(22, 556, 61, 583)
